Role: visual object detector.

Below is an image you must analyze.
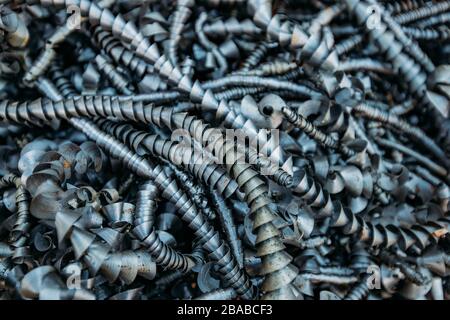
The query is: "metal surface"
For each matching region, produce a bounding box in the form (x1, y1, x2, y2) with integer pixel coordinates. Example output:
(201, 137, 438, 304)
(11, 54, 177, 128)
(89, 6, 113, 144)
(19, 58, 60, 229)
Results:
(0, 0, 448, 300)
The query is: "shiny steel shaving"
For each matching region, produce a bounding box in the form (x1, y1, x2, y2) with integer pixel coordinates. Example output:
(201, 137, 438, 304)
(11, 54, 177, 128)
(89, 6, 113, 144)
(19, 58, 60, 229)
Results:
(0, 0, 450, 300)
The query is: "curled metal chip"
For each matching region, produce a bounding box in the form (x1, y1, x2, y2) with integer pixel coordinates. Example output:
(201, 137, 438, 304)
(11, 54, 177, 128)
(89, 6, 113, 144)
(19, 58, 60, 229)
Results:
(0, 0, 448, 302)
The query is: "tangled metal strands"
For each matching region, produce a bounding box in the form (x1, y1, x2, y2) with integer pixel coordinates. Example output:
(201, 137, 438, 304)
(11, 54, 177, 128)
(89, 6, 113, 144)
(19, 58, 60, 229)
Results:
(69, 117, 255, 299)
(167, 0, 194, 66)
(0, 0, 450, 302)
(0, 173, 31, 264)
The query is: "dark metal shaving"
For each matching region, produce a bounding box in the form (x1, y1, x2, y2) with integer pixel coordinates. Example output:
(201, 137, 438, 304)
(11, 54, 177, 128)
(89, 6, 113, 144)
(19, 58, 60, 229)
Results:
(0, 0, 449, 301)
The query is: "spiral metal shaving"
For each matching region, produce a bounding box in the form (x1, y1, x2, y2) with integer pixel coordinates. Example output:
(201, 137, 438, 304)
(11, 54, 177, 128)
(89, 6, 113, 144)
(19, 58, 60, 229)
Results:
(282, 107, 356, 158)
(94, 54, 133, 95)
(343, 275, 371, 300)
(132, 180, 195, 272)
(0, 0, 450, 302)
(95, 119, 240, 199)
(167, 0, 194, 66)
(69, 118, 255, 299)
(0, 6, 29, 48)
(393, 1, 450, 24)
(248, 0, 339, 71)
(48, 62, 79, 98)
(386, 0, 427, 15)
(163, 112, 299, 299)
(344, 0, 450, 141)
(0, 174, 31, 264)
